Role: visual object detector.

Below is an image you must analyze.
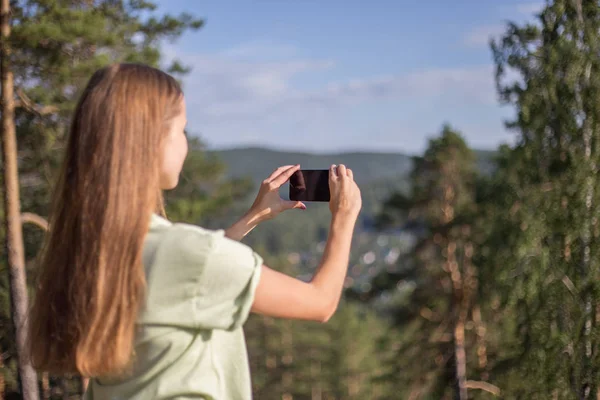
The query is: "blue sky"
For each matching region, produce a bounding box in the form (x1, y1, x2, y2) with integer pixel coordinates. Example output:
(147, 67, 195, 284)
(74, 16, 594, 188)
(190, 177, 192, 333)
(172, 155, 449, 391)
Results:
(154, 0, 543, 154)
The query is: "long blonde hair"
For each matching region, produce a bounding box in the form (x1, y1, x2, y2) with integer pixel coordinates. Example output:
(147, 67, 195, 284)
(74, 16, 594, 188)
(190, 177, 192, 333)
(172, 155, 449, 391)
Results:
(27, 63, 182, 377)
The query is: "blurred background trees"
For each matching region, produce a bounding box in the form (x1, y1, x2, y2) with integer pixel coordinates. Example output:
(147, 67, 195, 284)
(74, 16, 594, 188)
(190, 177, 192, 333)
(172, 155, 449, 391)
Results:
(4, 0, 600, 399)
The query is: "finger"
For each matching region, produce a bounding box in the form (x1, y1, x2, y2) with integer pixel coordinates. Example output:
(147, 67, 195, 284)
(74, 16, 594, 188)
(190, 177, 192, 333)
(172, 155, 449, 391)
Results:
(330, 164, 339, 181)
(347, 168, 353, 180)
(337, 164, 348, 179)
(284, 200, 306, 210)
(265, 165, 296, 183)
(271, 164, 301, 188)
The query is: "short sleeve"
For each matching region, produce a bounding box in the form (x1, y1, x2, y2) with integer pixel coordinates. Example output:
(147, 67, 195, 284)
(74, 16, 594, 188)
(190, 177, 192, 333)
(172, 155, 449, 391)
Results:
(141, 222, 263, 331)
(191, 231, 264, 331)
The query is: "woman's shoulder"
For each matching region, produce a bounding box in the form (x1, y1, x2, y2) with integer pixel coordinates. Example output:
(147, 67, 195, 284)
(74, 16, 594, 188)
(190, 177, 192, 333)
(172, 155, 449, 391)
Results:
(148, 214, 252, 258)
(145, 214, 261, 278)
(150, 214, 224, 239)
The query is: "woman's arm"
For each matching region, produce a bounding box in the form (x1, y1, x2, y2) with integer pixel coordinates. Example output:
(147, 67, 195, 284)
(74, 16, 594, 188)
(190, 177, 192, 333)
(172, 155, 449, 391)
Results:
(224, 211, 263, 241)
(251, 213, 356, 322)
(225, 164, 305, 241)
(251, 164, 362, 322)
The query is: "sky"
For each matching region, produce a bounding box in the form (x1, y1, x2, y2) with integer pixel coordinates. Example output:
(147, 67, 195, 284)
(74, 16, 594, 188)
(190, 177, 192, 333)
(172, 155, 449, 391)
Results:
(153, 0, 544, 154)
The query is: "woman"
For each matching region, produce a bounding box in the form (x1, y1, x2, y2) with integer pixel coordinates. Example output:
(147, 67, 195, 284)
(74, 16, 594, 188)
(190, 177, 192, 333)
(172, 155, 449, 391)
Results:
(27, 63, 362, 399)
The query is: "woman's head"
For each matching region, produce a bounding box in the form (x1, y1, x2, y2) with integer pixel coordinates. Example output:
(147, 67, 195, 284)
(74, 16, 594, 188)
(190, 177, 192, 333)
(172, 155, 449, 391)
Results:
(28, 63, 186, 377)
(73, 63, 188, 191)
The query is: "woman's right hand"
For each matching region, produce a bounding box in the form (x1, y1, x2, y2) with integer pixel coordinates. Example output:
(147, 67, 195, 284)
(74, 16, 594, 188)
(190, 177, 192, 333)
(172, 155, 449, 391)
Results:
(329, 164, 362, 218)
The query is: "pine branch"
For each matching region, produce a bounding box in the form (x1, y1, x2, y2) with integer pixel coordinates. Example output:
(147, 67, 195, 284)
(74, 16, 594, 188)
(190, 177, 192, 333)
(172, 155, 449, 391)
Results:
(14, 88, 58, 116)
(465, 380, 501, 396)
(21, 212, 48, 231)
(562, 275, 576, 296)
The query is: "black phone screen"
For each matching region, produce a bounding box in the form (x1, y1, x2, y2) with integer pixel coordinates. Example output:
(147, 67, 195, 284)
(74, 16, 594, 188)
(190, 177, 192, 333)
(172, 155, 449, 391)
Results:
(289, 169, 330, 202)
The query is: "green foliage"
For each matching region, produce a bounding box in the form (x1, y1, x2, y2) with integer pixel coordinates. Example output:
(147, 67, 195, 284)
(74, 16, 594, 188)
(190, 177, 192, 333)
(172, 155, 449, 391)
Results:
(245, 253, 391, 400)
(164, 137, 254, 225)
(489, 0, 600, 396)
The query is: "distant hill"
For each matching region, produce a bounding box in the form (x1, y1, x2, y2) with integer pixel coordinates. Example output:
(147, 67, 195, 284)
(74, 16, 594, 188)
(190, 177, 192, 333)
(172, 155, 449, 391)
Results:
(208, 147, 413, 185)
(209, 146, 496, 185)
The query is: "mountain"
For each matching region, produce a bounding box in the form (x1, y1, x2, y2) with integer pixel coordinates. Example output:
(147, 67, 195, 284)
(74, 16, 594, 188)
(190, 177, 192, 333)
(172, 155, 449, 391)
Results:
(208, 147, 412, 185)
(209, 146, 496, 185)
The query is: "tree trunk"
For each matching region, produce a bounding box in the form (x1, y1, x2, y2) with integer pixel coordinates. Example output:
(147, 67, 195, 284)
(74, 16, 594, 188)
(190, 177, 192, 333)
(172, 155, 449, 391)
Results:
(453, 305, 468, 400)
(60, 377, 69, 400)
(472, 305, 488, 379)
(0, 347, 5, 400)
(81, 376, 89, 395)
(0, 0, 40, 399)
(41, 373, 50, 400)
(448, 237, 467, 400)
(442, 182, 468, 400)
(575, 2, 594, 393)
(580, 77, 594, 400)
(456, 237, 476, 400)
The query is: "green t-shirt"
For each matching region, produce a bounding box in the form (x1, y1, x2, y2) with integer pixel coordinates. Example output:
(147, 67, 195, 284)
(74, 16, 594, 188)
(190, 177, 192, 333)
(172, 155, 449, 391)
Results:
(83, 214, 263, 399)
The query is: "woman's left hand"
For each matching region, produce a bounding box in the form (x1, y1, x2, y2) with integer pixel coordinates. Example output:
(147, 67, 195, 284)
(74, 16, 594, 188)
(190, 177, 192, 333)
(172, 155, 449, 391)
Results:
(225, 165, 305, 241)
(249, 164, 306, 222)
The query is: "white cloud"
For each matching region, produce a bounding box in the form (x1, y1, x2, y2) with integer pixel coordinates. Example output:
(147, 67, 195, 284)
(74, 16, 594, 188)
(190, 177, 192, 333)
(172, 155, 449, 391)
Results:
(464, 24, 506, 47)
(284, 65, 498, 114)
(174, 52, 496, 117)
(162, 42, 502, 152)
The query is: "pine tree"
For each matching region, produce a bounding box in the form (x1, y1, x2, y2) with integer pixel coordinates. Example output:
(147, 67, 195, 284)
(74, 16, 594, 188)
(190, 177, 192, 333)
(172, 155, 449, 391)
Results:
(1, 0, 39, 396)
(367, 125, 488, 399)
(491, 0, 600, 396)
(469, 146, 524, 396)
(1, 0, 204, 396)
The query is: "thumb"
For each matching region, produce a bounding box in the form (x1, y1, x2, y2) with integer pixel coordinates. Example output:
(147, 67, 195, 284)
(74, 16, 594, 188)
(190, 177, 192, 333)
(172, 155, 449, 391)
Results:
(285, 200, 306, 210)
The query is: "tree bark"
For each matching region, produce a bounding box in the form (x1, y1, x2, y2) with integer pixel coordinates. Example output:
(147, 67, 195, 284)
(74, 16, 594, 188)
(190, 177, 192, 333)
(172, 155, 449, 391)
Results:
(0, 0, 40, 398)
(575, 4, 594, 394)
(21, 212, 49, 231)
(455, 238, 475, 400)
(0, 347, 5, 400)
(453, 305, 468, 400)
(448, 236, 468, 400)
(41, 373, 50, 400)
(14, 88, 59, 116)
(81, 376, 89, 395)
(465, 380, 500, 396)
(443, 183, 468, 400)
(472, 305, 488, 379)
(60, 377, 69, 400)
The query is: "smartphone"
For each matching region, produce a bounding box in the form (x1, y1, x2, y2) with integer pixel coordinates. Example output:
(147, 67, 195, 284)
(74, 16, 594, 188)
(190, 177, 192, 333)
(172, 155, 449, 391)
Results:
(289, 169, 330, 202)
